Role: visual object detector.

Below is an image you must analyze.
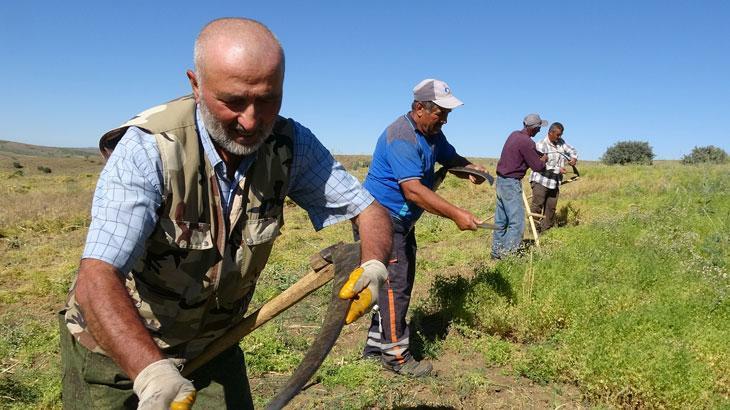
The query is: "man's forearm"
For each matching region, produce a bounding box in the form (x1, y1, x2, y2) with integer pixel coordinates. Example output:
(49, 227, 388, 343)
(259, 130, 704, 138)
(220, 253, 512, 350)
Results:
(75, 258, 163, 380)
(352, 202, 392, 263)
(444, 154, 471, 168)
(401, 180, 463, 221)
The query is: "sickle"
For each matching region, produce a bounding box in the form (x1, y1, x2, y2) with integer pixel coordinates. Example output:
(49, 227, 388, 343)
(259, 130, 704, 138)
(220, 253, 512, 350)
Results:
(560, 163, 581, 185)
(442, 166, 495, 186)
(265, 167, 498, 407)
(539, 149, 581, 180)
(265, 242, 361, 409)
(270, 168, 496, 407)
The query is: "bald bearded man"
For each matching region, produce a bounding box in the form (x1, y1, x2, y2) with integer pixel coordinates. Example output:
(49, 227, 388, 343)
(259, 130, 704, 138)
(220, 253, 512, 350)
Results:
(59, 18, 391, 409)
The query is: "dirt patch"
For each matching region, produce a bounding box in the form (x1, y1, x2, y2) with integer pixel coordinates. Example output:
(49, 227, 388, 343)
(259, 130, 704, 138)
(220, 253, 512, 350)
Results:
(248, 316, 583, 409)
(251, 347, 582, 409)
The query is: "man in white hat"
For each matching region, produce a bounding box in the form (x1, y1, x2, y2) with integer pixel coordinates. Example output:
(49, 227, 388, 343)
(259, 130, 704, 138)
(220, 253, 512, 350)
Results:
(491, 114, 548, 258)
(358, 78, 487, 377)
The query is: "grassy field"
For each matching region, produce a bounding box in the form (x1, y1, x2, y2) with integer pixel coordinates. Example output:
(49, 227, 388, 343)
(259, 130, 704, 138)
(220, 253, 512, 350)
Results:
(0, 147, 728, 409)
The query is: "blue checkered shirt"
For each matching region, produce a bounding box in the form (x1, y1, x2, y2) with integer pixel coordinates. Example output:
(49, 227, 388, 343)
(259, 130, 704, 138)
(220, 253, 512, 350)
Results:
(83, 108, 373, 273)
(529, 136, 578, 189)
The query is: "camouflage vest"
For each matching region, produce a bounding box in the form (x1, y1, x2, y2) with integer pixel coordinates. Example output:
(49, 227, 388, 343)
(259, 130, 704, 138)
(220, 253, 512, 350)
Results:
(64, 95, 294, 360)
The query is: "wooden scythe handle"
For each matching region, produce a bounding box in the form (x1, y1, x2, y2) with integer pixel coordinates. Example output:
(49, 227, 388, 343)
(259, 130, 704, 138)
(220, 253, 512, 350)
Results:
(181, 251, 335, 377)
(522, 189, 540, 247)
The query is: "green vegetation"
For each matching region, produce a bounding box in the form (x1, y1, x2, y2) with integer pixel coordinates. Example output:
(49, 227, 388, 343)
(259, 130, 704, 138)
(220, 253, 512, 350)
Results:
(0, 148, 728, 408)
(413, 162, 729, 408)
(601, 140, 655, 165)
(682, 145, 728, 165)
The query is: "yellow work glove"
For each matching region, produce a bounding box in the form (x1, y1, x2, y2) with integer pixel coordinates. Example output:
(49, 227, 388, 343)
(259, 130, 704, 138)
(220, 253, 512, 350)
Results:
(133, 358, 197, 410)
(338, 259, 388, 324)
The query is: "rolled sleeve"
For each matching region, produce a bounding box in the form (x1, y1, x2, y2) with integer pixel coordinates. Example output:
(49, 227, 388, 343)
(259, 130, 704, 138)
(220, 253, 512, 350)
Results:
(82, 128, 163, 273)
(288, 123, 374, 230)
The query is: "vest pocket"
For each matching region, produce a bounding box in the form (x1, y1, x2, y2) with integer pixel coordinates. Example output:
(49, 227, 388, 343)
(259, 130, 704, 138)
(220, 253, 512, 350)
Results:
(156, 218, 214, 250)
(242, 217, 282, 246)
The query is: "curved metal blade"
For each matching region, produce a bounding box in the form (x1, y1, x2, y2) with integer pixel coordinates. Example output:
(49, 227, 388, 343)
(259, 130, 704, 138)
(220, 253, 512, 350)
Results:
(265, 242, 361, 410)
(477, 222, 502, 230)
(446, 166, 495, 185)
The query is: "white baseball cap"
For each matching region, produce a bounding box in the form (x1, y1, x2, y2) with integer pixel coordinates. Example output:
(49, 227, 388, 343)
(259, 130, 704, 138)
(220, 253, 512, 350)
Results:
(523, 113, 548, 129)
(413, 78, 463, 109)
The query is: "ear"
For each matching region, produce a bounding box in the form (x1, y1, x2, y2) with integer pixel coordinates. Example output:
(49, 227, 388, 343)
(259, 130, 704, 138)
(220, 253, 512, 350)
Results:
(414, 102, 425, 117)
(187, 70, 200, 101)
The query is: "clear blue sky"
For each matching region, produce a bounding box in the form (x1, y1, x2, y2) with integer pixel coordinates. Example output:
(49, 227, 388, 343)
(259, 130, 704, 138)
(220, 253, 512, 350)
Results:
(2, 1, 728, 160)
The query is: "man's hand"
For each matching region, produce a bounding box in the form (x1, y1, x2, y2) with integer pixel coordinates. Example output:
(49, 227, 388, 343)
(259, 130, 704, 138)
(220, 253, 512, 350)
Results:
(465, 163, 489, 185)
(134, 359, 197, 410)
(453, 208, 482, 231)
(338, 259, 388, 324)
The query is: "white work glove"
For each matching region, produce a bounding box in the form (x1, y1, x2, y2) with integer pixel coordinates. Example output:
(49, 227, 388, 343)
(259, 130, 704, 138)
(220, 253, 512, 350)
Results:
(133, 358, 196, 410)
(338, 259, 388, 324)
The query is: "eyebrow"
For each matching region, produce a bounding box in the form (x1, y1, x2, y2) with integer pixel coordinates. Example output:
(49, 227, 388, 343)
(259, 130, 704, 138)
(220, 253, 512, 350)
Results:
(218, 91, 281, 102)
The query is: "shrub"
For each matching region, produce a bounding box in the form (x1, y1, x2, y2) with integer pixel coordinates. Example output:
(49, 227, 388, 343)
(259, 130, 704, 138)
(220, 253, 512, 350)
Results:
(37, 166, 52, 174)
(12, 161, 23, 169)
(601, 141, 654, 165)
(681, 145, 728, 165)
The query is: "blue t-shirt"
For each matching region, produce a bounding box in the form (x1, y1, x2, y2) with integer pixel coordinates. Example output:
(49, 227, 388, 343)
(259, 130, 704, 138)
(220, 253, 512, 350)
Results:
(364, 114, 457, 225)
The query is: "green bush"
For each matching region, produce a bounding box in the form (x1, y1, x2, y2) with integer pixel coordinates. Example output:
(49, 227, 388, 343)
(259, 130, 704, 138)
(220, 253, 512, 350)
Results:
(37, 166, 52, 173)
(601, 141, 654, 165)
(681, 145, 728, 165)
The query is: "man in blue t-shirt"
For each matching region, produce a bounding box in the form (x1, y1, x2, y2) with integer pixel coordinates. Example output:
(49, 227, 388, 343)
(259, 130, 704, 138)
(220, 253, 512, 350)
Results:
(361, 78, 487, 377)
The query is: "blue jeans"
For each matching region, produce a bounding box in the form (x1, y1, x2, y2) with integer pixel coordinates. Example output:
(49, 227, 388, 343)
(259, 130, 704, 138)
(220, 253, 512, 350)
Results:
(492, 176, 525, 258)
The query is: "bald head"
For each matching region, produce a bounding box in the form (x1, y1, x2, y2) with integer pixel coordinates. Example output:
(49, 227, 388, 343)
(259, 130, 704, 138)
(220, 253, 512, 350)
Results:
(187, 18, 286, 158)
(194, 18, 285, 83)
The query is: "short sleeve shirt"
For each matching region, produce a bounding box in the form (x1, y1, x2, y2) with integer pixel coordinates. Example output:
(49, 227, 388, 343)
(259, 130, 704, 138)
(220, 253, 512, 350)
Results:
(363, 114, 457, 225)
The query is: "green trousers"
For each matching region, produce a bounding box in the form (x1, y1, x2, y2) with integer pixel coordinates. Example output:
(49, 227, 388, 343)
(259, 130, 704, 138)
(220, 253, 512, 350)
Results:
(58, 313, 254, 409)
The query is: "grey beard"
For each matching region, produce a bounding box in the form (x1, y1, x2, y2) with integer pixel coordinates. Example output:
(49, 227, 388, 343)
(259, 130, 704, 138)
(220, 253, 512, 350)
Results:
(199, 101, 271, 156)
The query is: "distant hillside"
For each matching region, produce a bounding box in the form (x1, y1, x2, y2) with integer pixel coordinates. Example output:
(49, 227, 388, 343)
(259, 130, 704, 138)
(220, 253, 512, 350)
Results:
(0, 140, 97, 158)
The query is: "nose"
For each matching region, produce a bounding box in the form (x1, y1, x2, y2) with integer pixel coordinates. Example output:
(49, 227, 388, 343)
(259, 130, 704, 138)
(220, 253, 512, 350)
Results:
(236, 104, 258, 132)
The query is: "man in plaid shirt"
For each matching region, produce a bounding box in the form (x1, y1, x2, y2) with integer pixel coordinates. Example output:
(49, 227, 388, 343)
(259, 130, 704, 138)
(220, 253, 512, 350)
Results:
(528, 122, 578, 232)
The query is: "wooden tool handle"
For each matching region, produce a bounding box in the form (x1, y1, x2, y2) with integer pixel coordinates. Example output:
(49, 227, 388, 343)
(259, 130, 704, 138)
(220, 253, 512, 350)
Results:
(181, 262, 335, 376)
